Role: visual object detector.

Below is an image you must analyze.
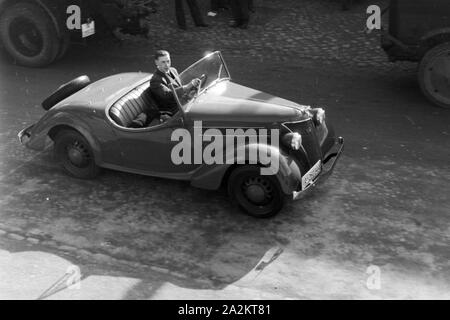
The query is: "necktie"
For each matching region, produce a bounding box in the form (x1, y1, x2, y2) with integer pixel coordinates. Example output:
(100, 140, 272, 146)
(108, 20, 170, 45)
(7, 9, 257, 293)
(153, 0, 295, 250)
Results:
(167, 72, 180, 87)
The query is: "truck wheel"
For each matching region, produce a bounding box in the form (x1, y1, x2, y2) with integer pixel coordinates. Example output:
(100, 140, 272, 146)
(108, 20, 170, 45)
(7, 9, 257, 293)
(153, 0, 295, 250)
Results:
(54, 130, 100, 179)
(0, 2, 60, 67)
(42, 75, 91, 110)
(228, 166, 284, 218)
(55, 33, 70, 61)
(418, 42, 450, 109)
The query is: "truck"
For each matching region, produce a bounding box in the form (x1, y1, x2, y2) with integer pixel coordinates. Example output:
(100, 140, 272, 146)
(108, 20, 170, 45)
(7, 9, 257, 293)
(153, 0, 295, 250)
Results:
(0, 0, 154, 67)
(381, 0, 450, 109)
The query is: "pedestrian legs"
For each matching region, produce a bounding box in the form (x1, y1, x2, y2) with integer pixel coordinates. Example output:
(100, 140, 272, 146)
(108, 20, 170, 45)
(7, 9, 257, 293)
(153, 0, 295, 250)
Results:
(240, 0, 250, 27)
(211, 0, 219, 12)
(175, 0, 207, 29)
(186, 0, 207, 26)
(248, 0, 254, 12)
(175, 0, 187, 29)
(229, 0, 250, 28)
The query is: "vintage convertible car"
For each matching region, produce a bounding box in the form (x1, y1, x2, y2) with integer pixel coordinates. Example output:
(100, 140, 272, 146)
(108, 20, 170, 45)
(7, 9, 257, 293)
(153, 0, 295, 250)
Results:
(19, 51, 344, 218)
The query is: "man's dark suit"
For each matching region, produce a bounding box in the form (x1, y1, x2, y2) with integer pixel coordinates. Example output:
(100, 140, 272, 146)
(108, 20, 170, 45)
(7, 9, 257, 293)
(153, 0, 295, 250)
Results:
(149, 67, 185, 115)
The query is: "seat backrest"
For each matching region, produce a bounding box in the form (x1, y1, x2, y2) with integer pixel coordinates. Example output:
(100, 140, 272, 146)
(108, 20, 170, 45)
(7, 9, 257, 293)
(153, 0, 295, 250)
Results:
(109, 82, 159, 127)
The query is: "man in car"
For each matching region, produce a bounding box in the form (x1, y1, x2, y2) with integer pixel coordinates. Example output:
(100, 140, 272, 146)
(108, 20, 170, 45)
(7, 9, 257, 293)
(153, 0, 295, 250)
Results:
(149, 50, 201, 122)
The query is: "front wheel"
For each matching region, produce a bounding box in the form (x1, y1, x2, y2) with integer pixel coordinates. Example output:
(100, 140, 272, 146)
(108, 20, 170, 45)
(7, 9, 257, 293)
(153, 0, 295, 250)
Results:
(418, 42, 450, 109)
(54, 130, 100, 179)
(228, 166, 285, 218)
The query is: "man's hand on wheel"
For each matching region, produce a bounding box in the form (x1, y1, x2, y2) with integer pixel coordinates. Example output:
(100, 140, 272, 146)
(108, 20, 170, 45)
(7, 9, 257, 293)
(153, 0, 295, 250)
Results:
(187, 90, 196, 99)
(160, 114, 171, 122)
(190, 78, 201, 88)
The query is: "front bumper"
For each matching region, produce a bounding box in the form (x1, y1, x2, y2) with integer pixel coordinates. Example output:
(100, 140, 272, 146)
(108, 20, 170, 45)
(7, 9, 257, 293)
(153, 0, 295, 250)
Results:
(292, 136, 344, 200)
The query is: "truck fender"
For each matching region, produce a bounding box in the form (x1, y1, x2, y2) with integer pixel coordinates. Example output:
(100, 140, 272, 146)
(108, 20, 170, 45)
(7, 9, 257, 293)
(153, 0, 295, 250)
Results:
(420, 28, 450, 46)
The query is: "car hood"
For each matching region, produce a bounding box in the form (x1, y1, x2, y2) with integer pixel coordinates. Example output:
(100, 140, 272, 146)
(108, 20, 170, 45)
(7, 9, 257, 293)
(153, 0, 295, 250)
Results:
(187, 81, 310, 124)
(52, 72, 151, 112)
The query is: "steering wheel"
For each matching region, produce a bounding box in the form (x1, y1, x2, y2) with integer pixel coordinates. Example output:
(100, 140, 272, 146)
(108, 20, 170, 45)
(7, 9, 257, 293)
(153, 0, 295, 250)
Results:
(159, 111, 173, 123)
(185, 74, 207, 102)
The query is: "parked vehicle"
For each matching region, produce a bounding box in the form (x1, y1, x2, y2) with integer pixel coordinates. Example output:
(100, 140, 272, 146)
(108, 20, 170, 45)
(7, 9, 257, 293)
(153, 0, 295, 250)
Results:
(0, 0, 154, 67)
(18, 52, 344, 218)
(381, 0, 450, 109)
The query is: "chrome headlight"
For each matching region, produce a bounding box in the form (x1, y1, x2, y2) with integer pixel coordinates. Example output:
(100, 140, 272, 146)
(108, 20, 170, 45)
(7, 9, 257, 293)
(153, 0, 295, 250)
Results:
(282, 132, 302, 150)
(311, 108, 325, 126)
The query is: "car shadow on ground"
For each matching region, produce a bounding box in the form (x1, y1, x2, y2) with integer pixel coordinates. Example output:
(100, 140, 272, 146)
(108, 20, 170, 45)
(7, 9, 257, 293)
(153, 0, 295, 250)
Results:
(0, 42, 328, 298)
(0, 235, 288, 299)
(0, 149, 316, 297)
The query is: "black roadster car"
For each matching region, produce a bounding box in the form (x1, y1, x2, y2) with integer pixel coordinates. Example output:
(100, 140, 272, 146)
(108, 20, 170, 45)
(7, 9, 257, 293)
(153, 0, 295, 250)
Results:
(19, 51, 344, 218)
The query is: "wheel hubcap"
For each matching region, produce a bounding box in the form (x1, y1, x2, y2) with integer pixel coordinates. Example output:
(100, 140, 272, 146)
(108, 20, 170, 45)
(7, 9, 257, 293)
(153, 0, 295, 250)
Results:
(242, 176, 273, 205)
(66, 141, 90, 167)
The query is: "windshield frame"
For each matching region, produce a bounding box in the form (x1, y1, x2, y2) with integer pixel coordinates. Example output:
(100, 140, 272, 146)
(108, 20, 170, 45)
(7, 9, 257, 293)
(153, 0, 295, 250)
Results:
(179, 51, 231, 98)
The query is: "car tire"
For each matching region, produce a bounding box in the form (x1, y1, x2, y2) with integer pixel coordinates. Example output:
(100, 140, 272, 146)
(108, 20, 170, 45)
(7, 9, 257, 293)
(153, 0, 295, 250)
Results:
(228, 165, 284, 218)
(0, 2, 60, 67)
(418, 42, 450, 109)
(55, 32, 71, 61)
(54, 129, 100, 179)
(42, 75, 91, 110)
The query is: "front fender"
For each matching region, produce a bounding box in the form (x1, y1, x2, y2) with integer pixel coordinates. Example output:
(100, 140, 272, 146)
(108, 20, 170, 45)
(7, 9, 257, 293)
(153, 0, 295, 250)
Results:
(190, 143, 302, 195)
(21, 111, 103, 165)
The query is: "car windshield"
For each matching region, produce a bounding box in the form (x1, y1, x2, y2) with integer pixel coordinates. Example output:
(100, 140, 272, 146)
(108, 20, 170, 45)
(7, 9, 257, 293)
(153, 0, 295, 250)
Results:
(175, 51, 230, 107)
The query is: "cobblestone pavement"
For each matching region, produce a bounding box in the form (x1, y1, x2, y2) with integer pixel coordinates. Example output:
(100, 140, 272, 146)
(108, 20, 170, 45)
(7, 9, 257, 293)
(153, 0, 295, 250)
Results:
(113, 0, 415, 74)
(1, 1, 449, 298)
(1, 50, 449, 298)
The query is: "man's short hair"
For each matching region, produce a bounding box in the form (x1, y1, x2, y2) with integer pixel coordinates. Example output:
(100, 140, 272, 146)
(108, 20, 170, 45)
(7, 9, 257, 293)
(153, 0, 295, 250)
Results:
(154, 50, 170, 61)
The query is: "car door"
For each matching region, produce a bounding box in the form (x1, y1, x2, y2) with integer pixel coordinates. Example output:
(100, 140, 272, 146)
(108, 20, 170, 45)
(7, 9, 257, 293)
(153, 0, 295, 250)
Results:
(114, 115, 200, 178)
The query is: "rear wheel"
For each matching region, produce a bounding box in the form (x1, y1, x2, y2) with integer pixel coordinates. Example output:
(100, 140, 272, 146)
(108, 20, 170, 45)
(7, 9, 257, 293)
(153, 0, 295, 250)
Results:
(54, 130, 100, 179)
(0, 2, 59, 67)
(418, 42, 450, 109)
(228, 166, 284, 218)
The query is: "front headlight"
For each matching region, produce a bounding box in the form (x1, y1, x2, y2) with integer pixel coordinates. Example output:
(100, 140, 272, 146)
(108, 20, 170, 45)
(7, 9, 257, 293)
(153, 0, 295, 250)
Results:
(282, 132, 302, 150)
(311, 108, 326, 126)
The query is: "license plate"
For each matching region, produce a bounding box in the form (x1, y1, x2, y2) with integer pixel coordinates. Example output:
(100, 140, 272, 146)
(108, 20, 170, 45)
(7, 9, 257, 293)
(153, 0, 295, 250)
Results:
(301, 160, 322, 190)
(81, 21, 95, 38)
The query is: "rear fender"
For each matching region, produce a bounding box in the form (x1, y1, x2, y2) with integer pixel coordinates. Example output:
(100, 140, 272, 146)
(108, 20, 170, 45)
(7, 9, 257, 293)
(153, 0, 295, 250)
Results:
(25, 111, 102, 164)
